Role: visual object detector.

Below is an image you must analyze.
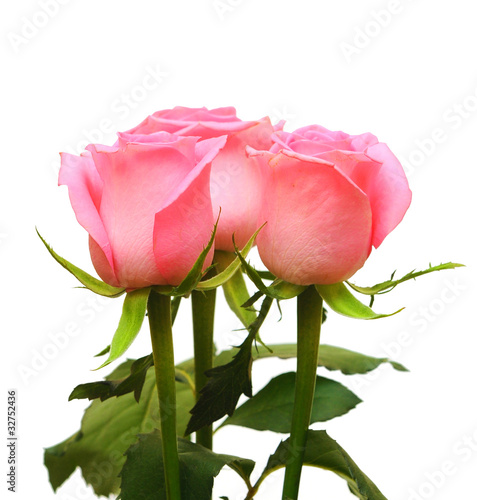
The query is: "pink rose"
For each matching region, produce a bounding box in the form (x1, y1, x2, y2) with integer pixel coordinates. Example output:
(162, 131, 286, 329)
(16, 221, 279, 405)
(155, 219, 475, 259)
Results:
(59, 132, 226, 289)
(250, 125, 412, 286)
(124, 106, 276, 251)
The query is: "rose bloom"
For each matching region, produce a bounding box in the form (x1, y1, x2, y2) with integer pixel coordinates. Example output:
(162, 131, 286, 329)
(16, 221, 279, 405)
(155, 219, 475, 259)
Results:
(59, 132, 226, 289)
(250, 125, 412, 286)
(123, 106, 276, 251)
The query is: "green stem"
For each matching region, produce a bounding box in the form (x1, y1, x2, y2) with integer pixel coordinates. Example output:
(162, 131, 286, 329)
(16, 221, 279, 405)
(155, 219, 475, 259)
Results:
(191, 287, 216, 450)
(148, 291, 181, 500)
(282, 286, 323, 500)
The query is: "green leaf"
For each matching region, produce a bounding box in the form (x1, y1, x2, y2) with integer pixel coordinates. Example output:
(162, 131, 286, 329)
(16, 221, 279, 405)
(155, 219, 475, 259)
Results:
(119, 430, 255, 500)
(220, 372, 361, 432)
(196, 227, 261, 292)
(316, 283, 403, 320)
(69, 342, 403, 430)
(37, 229, 126, 298)
(94, 296, 181, 361)
(70, 354, 154, 403)
(347, 262, 465, 296)
(185, 333, 254, 436)
(259, 430, 387, 499)
(318, 344, 407, 373)
(98, 288, 151, 369)
(185, 296, 273, 435)
(94, 345, 111, 357)
(44, 360, 196, 496)
(213, 343, 407, 375)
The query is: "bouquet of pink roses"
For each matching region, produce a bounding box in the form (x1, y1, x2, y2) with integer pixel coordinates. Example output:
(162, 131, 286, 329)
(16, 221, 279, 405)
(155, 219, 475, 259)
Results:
(41, 106, 462, 500)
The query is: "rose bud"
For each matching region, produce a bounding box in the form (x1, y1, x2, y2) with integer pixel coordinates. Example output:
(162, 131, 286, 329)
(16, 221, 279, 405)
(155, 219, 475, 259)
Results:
(250, 125, 412, 285)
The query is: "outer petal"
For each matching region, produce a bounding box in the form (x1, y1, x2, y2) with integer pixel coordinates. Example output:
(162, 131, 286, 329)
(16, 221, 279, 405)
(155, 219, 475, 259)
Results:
(173, 119, 254, 139)
(255, 150, 373, 285)
(153, 136, 227, 284)
(88, 236, 120, 287)
(116, 130, 183, 147)
(58, 151, 116, 282)
(315, 150, 384, 250)
(153, 106, 239, 122)
(270, 130, 295, 153)
(125, 107, 241, 135)
(210, 118, 275, 251)
(364, 143, 412, 248)
(87, 139, 201, 288)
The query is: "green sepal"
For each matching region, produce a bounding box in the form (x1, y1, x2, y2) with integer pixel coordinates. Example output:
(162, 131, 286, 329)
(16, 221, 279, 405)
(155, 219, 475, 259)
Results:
(347, 262, 465, 296)
(254, 269, 276, 281)
(316, 282, 403, 320)
(92, 296, 181, 360)
(219, 372, 361, 433)
(258, 430, 387, 499)
(97, 288, 151, 369)
(119, 430, 255, 500)
(196, 226, 262, 292)
(37, 229, 125, 298)
(214, 251, 257, 328)
(233, 238, 306, 304)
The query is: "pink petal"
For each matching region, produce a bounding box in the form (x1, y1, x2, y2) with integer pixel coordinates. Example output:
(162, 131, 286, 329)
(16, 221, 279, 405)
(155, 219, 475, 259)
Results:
(315, 151, 383, 245)
(86, 140, 202, 288)
(256, 150, 373, 285)
(153, 136, 227, 284)
(125, 107, 242, 136)
(58, 151, 116, 281)
(364, 143, 412, 247)
(88, 236, 120, 287)
(117, 130, 182, 146)
(210, 119, 274, 251)
(153, 106, 239, 122)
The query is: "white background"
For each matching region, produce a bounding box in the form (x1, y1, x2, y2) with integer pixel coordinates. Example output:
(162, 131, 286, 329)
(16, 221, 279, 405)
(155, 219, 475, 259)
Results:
(2, 1, 477, 499)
